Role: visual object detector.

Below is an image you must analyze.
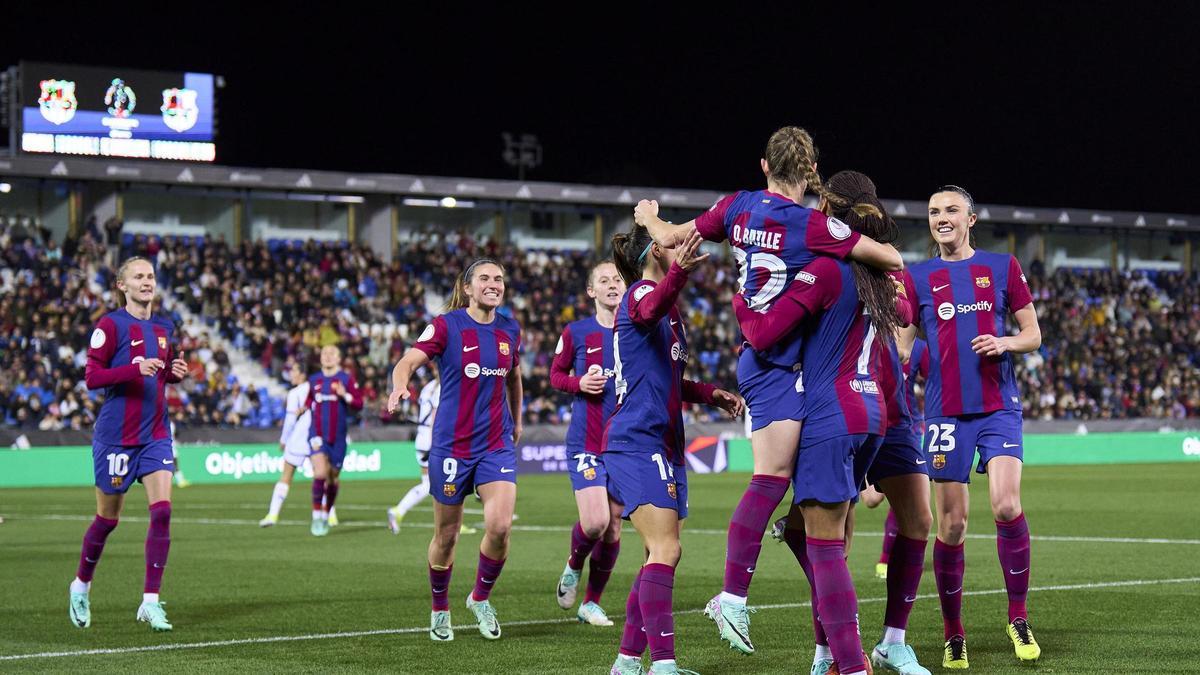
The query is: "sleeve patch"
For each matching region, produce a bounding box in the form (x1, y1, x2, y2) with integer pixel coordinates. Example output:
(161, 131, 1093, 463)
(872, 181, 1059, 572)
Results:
(796, 271, 817, 285)
(827, 216, 852, 241)
(633, 284, 653, 301)
(417, 324, 435, 342)
(90, 328, 106, 349)
(554, 335, 564, 355)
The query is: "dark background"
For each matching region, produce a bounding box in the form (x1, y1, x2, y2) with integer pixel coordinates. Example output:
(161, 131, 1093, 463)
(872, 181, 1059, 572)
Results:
(4, 4, 1198, 212)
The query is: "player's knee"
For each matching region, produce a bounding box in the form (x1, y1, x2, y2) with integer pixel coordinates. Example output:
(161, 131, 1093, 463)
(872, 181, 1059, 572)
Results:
(485, 521, 512, 545)
(433, 527, 459, 552)
(904, 507, 933, 538)
(940, 515, 967, 543)
(992, 498, 1022, 523)
(580, 516, 607, 540)
(649, 540, 681, 567)
(603, 517, 622, 542)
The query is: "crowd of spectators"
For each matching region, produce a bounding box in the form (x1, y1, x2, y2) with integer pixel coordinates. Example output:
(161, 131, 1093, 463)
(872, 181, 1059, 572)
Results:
(4, 217, 1199, 434)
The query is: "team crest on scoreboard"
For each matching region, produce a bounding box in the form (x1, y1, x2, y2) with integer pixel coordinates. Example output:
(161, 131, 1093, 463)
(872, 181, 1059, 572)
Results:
(443, 483, 457, 497)
(111, 476, 124, 488)
(158, 336, 168, 351)
(666, 482, 677, 499)
(583, 467, 596, 481)
(38, 79, 77, 125)
(975, 276, 991, 288)
(932, 454, 946, 470)
(499, 342, 510, 356)
(161, 88, 199, 132)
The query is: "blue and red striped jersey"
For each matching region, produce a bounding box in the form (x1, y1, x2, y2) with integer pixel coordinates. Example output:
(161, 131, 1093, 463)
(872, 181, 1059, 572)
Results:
(695, 190, 862, 366)
(903, 251, 1033, 418)
(413, 309, 522, 459)
(791, 257, 887, 443)
(551, 316, 616, 454)
(603, 265, 717, 466)
(85, 309, 179, 446)
(305, 370, 362, 446)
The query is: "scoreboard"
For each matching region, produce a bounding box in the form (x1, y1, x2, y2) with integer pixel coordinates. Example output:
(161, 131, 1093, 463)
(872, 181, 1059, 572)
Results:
(17, 61, 217, 162)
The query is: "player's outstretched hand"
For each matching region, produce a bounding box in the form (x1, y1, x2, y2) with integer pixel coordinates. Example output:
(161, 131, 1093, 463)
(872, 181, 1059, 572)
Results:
(971, 333, 1009, 357)
(170, 357, 188, 380)
(675, 231, 710, 271)
(633, 199, 659, 228)
(138, 358, 166, 377)
(579, 369, 607, 395)
(386, 388, 410, 413)
(712, 389, 745, 418)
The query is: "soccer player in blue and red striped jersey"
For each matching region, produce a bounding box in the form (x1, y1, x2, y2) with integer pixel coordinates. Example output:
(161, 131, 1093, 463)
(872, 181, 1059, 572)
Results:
(551, 260, 626, 626)
(304, 344, 362, 536)
(69, 257, 187, 632)
(387, 259, 523, 643)
(901, 185, 1043, 667)
(604, 227, 742, 675)
(635, 127, 903, 653)
(733, 178, 910, 675)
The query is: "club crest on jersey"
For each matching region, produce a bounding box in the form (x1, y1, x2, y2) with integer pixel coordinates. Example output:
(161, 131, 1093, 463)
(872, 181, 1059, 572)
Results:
(499, 341, 510, 356)
(111, 476, 124, 488)
(975, 276, 991, 288)
(666, 482, 677, 499)
(583, 467, 597, 481)
(158, 336, 168, 350)
(443, 483, 457, 497)
(933, 454, 946, 470)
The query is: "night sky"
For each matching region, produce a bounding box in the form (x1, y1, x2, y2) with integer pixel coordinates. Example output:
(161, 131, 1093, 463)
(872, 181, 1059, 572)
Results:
(5, 4, 1199, 213)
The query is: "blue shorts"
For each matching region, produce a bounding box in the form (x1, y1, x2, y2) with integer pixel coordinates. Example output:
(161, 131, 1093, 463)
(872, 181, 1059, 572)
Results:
(738, 349, 805, 432)
(793, 434, 883, 505)
(604, 450, 688, 520)
(92, 439, 175, 495)
(868, 427, 929, 488)
(429, 448, 517, 505)
(924, 409, 1024, 483)
(567, 448, 609, 492)
(309, 435, 347, 469)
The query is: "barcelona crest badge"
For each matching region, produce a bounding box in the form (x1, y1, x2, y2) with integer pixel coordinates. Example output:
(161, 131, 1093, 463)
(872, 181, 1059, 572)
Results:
(666, 482, 677, 499)
(443, 483, 457, 497)
(111, 476, 124, 488)
(583, 467, 596, 481)
(158, 336, 168, 351)
(499, 342, 510, 356)
(933, 454, 946, 470)
(975, 276, 991, 288)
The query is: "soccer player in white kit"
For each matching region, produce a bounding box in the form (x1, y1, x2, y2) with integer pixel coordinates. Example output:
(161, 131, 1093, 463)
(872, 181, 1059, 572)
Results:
(387, 366, 476, 534)
(259, 362, 312, 527)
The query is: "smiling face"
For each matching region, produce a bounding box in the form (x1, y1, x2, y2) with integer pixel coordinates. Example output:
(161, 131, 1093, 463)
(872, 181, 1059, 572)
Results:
(587, 262, 625, 311)
(928, 190, 977, 251)
(467, 262, 505, 310)
(117, 258, 156, 306)
(320, 345, 341, 371)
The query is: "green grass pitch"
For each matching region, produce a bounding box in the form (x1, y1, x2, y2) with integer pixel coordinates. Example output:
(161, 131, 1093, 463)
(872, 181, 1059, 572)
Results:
(2, 463, 1198, 673)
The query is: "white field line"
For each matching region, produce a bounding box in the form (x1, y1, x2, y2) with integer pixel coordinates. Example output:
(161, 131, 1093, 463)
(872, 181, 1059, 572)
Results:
(5, 512, 1199, 545)
(3, 576, 1198, 662)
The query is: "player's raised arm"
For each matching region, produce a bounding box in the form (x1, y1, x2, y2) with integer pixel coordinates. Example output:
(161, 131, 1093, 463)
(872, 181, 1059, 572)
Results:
(388, 348, 431, 413)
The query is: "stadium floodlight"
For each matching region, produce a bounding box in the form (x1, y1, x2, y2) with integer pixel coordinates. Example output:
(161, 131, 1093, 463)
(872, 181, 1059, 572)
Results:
(440, 196, 458, 208)
(502, 132, 542, 181)
(0, 182, 11, 193)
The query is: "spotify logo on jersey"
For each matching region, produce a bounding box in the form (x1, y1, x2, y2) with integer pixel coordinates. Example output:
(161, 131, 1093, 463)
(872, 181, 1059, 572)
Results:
(937, 302, 956, 320)
(464, 363, 481, 379)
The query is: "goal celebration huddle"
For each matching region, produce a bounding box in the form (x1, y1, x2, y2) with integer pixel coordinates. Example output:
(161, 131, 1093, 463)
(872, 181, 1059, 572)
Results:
(69, 126, 1043, 675)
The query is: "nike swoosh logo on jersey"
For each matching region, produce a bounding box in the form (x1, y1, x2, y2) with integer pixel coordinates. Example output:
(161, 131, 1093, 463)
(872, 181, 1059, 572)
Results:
(915, 459, 927, 465)
(669, 320, 678, 326)
(932, 284, 950, 292)
(1003, 442, 1020, 448)
(1009, 567, 1029, 575)
(500, 468, 515, 473)
(463, 345, 479, 352)
(131, 339, 144, 346)
(586, 347, 602, 353)
(163, 459, 174, 465)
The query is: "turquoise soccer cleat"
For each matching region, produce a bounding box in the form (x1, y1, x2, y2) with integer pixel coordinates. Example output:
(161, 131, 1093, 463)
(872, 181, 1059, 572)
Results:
(136, 601, 173, 631)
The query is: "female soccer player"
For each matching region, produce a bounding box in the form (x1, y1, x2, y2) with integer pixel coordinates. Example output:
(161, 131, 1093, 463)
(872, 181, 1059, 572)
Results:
(387, 365, 477, 535)
(901, 185, 1042, 668)
(387, 259, 523, 643)
(550, 260, 626, 626)
(732, 174, 915, 675)
(635, 127, 903, 654)
(306, 344, 362, 536)
(604, 226, 743, 675)
(260, 361, 312, 527)
(69, 256, 187, 632)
